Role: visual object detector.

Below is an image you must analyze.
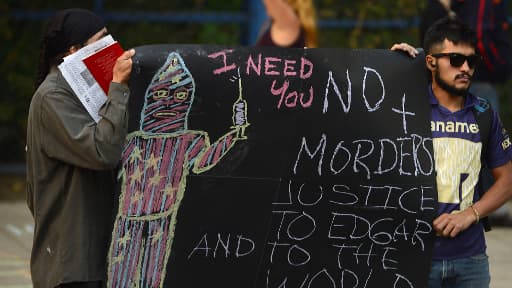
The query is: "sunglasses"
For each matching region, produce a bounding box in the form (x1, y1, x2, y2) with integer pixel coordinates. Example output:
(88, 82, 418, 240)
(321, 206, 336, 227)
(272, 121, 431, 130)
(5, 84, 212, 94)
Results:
(430, 53, 482, 69)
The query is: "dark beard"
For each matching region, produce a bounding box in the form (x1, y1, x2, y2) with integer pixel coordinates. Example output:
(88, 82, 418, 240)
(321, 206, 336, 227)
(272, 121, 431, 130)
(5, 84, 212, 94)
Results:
(434, 70, 469, 97)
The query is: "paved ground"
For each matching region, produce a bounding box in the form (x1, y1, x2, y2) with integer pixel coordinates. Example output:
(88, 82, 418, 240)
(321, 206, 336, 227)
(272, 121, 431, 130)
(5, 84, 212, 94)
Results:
(0, 202, 32, 288)
(1, 201, 511, 288)
(487, 227, 512, 288)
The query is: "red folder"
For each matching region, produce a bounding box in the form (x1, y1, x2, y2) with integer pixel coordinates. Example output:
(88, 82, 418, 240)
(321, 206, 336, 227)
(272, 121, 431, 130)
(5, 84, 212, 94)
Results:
(83, 42, 124, 95)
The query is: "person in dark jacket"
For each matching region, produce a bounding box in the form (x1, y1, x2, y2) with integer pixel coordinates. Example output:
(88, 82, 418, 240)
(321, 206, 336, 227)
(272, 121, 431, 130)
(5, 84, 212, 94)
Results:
(420, 0, 512, 110)
(26, 8, 135, 288)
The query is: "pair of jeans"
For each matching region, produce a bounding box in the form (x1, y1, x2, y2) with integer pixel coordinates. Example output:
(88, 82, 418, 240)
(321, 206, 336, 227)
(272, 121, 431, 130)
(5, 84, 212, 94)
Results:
(427, 254, 490, 288)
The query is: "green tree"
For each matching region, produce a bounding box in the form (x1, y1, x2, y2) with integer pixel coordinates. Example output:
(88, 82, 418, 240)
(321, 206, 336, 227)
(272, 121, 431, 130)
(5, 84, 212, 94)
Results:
(1, 0, 511, 164)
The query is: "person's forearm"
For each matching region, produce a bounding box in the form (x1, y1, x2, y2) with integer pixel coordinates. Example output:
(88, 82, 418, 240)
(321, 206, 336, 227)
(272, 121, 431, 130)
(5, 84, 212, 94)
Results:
(473, 163, 512, 218)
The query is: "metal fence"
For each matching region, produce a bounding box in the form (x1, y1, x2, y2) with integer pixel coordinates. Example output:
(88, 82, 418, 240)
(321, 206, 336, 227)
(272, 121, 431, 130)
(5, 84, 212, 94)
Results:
(13, 0, 511, 45)
(5, 0, 512, 175)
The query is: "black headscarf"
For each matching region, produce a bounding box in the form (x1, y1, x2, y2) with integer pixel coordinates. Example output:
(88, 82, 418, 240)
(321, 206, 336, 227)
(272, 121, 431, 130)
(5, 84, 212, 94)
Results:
(36, 8, 105, 87)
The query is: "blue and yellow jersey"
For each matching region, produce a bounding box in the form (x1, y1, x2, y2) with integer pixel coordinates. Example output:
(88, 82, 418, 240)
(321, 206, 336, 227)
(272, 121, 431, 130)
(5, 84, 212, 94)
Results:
(429, 86, 511, 260)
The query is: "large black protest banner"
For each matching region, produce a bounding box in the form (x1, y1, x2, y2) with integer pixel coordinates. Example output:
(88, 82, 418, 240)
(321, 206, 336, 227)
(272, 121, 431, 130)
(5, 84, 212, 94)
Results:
(107, 45, 436, 288)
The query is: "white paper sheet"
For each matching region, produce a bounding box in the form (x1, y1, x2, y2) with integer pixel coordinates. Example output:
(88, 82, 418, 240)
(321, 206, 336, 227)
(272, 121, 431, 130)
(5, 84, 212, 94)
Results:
(58, 35, 116, 123)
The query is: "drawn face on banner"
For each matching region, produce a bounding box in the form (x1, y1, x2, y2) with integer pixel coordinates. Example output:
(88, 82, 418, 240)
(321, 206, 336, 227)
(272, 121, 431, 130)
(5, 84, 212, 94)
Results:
(140, 53, 195, 133)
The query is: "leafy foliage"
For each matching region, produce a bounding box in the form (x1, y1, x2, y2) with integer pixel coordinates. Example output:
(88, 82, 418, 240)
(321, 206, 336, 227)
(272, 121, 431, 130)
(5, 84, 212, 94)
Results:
(1, 0, 511, 163)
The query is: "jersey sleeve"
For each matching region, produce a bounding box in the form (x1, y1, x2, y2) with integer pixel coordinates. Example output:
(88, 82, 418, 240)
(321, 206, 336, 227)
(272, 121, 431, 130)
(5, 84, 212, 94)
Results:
(485, 110, 512, 168)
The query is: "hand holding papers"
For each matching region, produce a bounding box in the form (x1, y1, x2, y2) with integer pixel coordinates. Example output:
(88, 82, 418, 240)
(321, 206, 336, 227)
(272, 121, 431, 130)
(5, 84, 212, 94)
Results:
(83, 41, 124, 95)
(58, 35, 124, 122)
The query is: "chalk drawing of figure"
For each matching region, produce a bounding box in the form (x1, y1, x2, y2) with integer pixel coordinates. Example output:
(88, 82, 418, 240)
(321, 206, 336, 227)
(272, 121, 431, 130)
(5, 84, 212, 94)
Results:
(107, 52, 249, 288)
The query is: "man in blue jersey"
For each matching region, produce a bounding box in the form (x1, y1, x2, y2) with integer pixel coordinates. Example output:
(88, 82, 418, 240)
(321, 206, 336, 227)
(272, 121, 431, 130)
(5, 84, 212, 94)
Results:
(391, 16, 512, 287)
